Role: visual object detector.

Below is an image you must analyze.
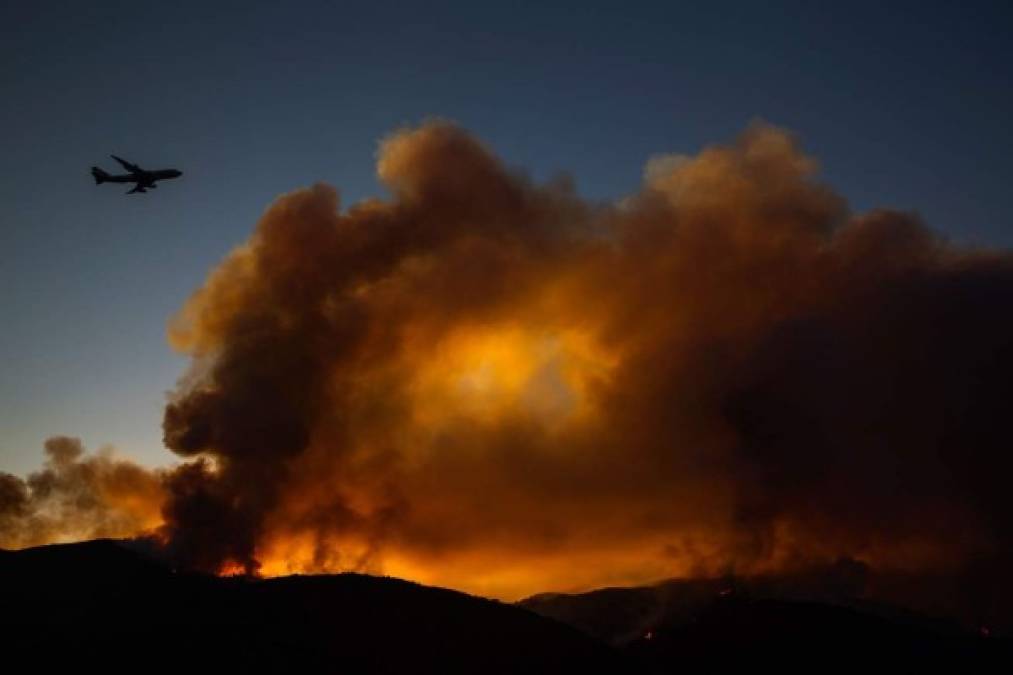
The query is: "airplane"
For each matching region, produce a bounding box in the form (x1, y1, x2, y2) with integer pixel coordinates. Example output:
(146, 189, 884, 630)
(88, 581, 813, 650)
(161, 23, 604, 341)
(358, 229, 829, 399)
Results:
(91, 155, 182, 194)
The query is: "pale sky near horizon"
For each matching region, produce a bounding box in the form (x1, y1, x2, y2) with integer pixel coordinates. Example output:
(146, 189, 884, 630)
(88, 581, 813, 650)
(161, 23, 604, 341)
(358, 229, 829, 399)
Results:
(2, 0, 1012, 476)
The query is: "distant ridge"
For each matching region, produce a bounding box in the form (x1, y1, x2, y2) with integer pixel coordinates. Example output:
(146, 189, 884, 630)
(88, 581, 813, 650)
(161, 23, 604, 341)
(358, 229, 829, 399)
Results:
(520, 573, 1010, 669)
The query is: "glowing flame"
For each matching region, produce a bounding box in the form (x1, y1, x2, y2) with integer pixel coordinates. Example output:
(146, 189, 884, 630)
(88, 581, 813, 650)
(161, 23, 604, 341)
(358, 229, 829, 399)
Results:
(218, 560, 248, 577)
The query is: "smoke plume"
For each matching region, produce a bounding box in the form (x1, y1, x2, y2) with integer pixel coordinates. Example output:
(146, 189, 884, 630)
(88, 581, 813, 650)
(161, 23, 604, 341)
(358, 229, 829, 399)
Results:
(6, 122, 1013, 624)
(0, 436, 163, 548)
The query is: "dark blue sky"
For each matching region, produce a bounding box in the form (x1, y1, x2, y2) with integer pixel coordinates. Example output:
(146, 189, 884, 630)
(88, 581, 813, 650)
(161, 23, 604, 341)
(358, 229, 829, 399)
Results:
(2, 1, 1011, 474)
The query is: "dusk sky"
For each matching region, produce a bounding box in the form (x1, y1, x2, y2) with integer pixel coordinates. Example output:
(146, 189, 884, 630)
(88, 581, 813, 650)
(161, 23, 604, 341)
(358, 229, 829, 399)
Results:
(2, 0, 1012, 480)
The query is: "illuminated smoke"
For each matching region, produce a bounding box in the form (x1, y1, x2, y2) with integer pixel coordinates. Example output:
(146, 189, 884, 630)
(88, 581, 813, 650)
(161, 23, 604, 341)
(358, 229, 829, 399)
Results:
(0, 436, 164, 548)
(155, 121, 1013, 604)
(6, 123, 1013, 622)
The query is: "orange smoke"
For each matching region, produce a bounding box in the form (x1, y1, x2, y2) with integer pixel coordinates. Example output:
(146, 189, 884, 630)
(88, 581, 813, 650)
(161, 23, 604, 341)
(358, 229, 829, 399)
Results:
(7, 122, 1013, 613)
(153, 120, 1013, 602)
(0, 437, 164, 549)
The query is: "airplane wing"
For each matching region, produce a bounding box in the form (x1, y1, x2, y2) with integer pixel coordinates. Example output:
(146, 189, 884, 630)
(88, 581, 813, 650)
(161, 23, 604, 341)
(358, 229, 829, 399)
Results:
(111, 155, 142, 174)
(126, 184, 147, 194)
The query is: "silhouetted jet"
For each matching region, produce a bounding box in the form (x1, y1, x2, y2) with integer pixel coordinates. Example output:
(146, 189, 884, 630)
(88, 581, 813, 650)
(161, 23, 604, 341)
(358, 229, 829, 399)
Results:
(91, 155, 182, 194)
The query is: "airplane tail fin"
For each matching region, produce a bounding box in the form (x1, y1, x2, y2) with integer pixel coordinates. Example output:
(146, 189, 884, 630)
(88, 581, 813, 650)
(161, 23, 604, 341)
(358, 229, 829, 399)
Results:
(91, 166, 109, 184)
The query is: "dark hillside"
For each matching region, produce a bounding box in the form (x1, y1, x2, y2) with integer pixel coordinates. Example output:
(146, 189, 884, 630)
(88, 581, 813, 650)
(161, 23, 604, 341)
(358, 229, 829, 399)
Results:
(0, 540, 627, 674)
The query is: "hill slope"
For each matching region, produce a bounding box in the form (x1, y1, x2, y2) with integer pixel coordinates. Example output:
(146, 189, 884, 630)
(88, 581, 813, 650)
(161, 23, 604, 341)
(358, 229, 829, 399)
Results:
(521, 575, 1010, 670)
(4, 540, 1008, 672)
(0, 540, 627, 674)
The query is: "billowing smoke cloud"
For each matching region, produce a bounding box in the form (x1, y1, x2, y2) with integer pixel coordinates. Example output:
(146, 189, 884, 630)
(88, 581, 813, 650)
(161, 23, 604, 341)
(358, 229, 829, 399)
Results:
(0, 436, 164, 548)
(6, 122, 1013, 627)
(155, 119, 1013, 602)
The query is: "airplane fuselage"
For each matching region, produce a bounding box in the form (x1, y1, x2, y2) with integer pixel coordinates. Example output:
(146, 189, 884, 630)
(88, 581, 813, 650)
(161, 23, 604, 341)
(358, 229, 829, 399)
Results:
(100, 169, 182, 185)
(91, 156, 182, 193)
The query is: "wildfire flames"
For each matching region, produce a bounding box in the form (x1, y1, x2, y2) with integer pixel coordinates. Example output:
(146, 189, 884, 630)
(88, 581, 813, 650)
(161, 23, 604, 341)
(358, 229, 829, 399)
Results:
(3, 122, 1013, 620)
